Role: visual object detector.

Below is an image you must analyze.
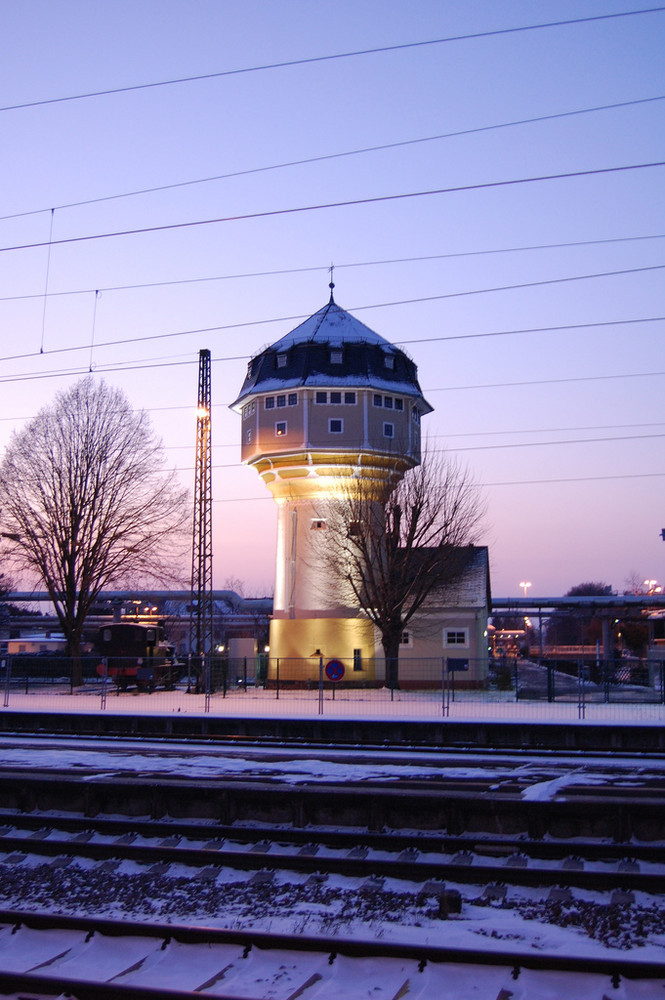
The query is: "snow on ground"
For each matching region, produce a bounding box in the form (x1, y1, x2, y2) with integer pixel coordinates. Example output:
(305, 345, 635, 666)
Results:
(2, 684, 665, 724)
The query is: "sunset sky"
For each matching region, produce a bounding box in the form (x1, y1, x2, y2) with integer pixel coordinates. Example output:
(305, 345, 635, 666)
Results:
(1, 0, 664, 599)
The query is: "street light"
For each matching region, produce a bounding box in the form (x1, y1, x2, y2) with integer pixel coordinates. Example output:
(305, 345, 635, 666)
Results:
(519, 581, 532, 598)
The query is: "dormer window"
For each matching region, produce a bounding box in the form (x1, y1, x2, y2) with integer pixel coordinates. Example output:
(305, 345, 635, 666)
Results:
(330, 349, 343, 364)
(277, 353, 288, 368)
(384, 353, 395, 370)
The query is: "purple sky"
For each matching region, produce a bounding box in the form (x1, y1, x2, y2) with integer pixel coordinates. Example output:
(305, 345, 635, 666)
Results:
(1, 1, 664, 599)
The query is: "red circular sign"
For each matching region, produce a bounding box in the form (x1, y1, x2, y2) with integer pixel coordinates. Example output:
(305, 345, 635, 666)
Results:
(325, 659, 345, 681)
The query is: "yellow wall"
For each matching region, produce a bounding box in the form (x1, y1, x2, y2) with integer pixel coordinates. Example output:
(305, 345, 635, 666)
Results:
(269, 617, 376, 681)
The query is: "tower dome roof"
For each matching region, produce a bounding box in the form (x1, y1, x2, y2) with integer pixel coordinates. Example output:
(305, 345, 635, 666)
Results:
(270, 298, 394, 351)
(232, 297, 432, 414)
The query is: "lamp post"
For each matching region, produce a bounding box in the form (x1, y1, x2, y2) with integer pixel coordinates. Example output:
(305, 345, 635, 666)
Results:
(519, 581, 532, 599)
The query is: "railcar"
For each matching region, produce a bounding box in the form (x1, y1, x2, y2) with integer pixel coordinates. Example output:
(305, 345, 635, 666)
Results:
(95, 622, 181, 691)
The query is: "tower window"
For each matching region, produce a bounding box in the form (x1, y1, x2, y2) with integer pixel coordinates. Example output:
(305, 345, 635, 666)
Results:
(394, 398, 403, 411)
(315, 391, 327, 404)
(330, 391, 342, 404)
(330, 349, 343, 364)
(412, 407, 420, 424)
(383, 396, 393, 409)
(384, 354, 395, 369)
(344, 392, 356, 405)
(329, 418, 343, 434)
(311, 519, 327, 530)
(276, 353, 288, 368)
(373, 394, 383, 407)
(383, 422, 394, 438)
(288, 393, 298, 406)
(246, 429, 252, 443)
(276, 394, 286, 407)
(353, 648, 363, 671)
(275, 421, 287, 436)
(265, 396, 275, 409)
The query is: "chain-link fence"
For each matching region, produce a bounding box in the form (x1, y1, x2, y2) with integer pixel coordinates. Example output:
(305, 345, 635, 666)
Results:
(1, 652, 664, 720)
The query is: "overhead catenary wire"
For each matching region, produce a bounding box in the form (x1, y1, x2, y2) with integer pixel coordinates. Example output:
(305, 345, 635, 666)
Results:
(3, 8, 663, 114)
(1, 232, 663, 304)
(0, 268, 662, 369)
(2, 161, 664, 255)
(3, 93, 663, 222)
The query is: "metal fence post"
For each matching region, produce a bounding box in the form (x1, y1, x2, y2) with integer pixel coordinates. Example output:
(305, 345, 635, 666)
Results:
(100, 657, 108, 711)
(318, 654, 324, 715)
(276, 658, 280, 700)
(2, 658, 10, 709)
(577, 659, 586, 720)
(441, 657, 450, 718)
(204, 655, 211, 713)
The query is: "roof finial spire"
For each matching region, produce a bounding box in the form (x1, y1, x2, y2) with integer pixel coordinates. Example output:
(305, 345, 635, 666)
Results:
(328, 263, 335, 302)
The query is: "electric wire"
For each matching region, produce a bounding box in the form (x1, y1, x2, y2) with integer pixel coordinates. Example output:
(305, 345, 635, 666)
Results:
(3, 94, 663, 222)
(0, 273, 662, 369)
(3, 161, 664, 255)
(208, 469, 665, 503)
(1, 232, 664, 304)
(2, 7, 662, 114)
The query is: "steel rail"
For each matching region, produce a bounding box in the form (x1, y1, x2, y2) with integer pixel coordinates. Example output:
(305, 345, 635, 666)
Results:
(2, 809, 664, 862)
(1, 908, 664, 983)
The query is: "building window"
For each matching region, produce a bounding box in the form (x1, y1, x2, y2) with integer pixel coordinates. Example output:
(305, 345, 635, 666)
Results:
(394, 398, 403, 411)
(373, 393, 383, 407)
(246, 429, 252, 443)
(276, 394, 286, 407)
(344, 391, 356, 405)
(329, 418, 343, 434)
(353, 648, 363, 671)
(384, 396, 393, 409)
(276, 353, 287, 368)
(330, 391, 342, 404)
(242, 402, 255, 418)
(348, 521, 361, 536)
(288, 393, 298, 406)
(412, 407, 420, 424)
(444, 629, 469, 647)
(383, 422, 394, 438)
(311, 519, 327, 530)
(275, 421, 287, 436)
(400, 631, 413, 648)
(316, 391, 327, 404)
(384, 353, 395, 369)
(265, 396, 275, 409)
(330, 349, 343, 364)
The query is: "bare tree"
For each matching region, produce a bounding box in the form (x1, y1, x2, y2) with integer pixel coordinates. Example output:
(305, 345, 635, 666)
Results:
(318, 449, 486, 688)
(0, 377, 189, 680)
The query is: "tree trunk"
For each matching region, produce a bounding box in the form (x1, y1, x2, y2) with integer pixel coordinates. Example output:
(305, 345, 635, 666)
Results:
(382, 633, 401, 691)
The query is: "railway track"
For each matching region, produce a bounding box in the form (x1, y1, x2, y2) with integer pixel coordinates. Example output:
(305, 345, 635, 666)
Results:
(0, 736, 663, 996)
(1, 909, 664, 1000)
(0, 811, 662, 895)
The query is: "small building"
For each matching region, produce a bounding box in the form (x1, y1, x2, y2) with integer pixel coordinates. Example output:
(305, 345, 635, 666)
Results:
(396, 546, 491, 688)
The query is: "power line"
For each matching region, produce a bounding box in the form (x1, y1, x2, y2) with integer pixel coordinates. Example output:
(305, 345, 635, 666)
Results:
(4, 94, 663, 222)
(2, 232, 664, 304)
(2, 8, 662, 114)
(426, 369, 665, 394)
(170, 431, 665, 473)
(3, 161, 664, 255)
(209, 470, 665, 502)
(0, 272, 662, 372)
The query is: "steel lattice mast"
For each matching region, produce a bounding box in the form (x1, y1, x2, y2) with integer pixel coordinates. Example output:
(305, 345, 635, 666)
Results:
(189, 349, 213, 698)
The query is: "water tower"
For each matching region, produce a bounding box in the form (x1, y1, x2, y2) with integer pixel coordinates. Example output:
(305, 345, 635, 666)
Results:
(231, 287, 432, 678)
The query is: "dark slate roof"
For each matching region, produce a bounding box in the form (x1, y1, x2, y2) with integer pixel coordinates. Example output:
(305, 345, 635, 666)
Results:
(231, 297, 432, 411)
